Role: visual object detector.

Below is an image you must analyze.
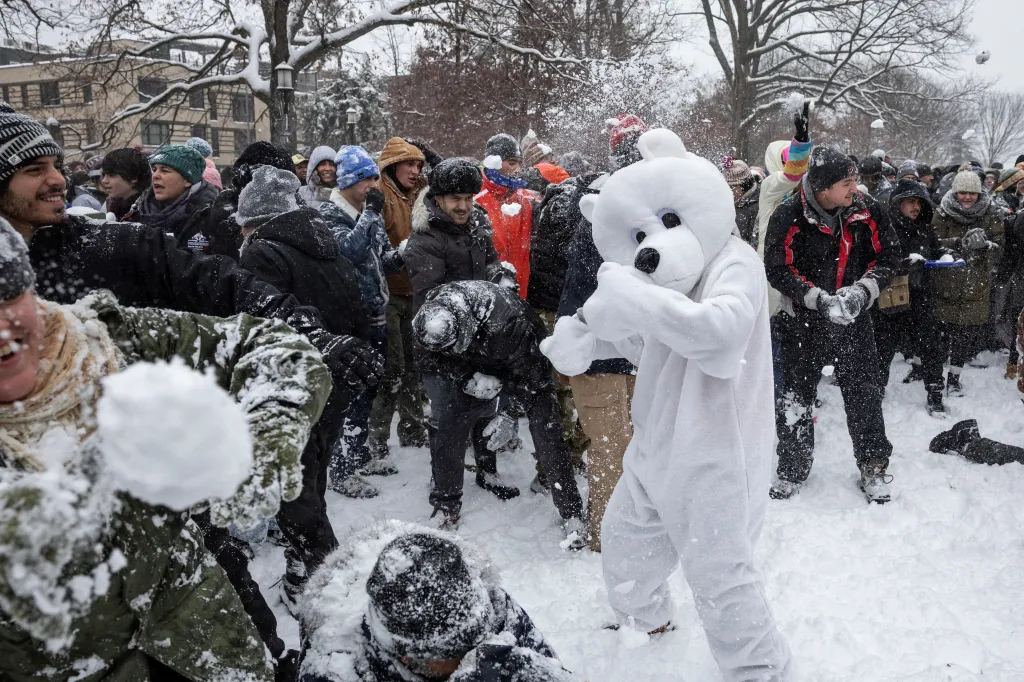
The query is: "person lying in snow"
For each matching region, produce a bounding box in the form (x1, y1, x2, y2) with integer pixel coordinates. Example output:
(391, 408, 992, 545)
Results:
(0, 216, 332, 681)
(410, 280, 585, 544)
(298, 520, 578, 682)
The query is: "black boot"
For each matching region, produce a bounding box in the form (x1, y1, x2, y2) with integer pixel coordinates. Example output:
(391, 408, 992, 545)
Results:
(946, 373, 964, 397)
(926, 390, 946, 418)
(476, 471, 521, 500)
(902, 364, 924, 383)
(929, 419, 981, 455)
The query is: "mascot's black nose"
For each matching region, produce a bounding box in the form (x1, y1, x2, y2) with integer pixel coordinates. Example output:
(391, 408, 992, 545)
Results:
(634, 247, 660, 274)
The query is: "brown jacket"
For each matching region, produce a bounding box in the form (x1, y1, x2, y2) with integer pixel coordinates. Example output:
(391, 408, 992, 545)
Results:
(931, 204, 1004, 326)
(378, 138, 427, 296)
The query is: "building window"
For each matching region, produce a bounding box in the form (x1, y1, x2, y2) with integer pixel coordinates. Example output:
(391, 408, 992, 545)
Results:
(138, 77, 165, 103)
(189, 89, 204, 110)
(82, 84, 92, 104)
(233, 129, 254, 155)
(232, 94, 254, 123)
(208, 92, 218, 120)
(39, 81, 61, 106)
(210, 129, 220, 156)
(141, 120, 171, 147)
(190, 124, 207, 140)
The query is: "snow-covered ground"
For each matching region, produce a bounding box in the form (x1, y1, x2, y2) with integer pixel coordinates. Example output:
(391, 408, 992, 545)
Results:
(253, 351, 1024, 681)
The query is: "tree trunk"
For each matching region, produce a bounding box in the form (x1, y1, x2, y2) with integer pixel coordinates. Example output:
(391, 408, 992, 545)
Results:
(268, 90, 296, 148)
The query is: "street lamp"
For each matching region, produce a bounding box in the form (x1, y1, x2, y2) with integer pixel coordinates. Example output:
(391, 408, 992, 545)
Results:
(274, 63, 295, 144)
(346, 107, 358, 145)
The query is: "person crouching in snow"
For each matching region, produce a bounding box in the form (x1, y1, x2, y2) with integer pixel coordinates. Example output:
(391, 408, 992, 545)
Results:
(411, 280, 585, 544)
(0, 216, 332, 682)
(298, 520, 578, 682)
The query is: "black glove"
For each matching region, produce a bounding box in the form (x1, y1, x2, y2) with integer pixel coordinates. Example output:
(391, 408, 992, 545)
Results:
(275, 649, 300, 682)
(405, 137, 444, 168)
(364, 188, 385, 214)
(313, 333, 385, 408)
(793, 101, 811, 143)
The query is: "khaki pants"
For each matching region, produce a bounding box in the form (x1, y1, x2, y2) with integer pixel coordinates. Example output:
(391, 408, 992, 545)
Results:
(570, 373, 635, 552)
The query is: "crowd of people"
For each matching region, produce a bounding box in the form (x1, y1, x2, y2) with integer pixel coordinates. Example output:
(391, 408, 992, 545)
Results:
(2, 92, 1023, 682)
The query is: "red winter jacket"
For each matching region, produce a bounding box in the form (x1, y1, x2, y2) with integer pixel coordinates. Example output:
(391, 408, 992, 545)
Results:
(475, 175, 537, 298)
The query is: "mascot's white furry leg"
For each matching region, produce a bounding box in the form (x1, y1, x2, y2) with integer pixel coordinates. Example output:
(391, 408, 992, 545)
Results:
(602, 431, 793, 682)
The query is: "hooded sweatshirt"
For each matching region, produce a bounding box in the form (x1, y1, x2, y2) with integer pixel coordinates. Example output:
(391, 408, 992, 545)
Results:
(299, 146, 338, 210)
(378, 138, 428, 296)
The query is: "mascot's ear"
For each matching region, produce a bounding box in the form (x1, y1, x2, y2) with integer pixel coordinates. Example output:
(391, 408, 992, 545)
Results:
(638, 129, 688, 161)
(579, 194, 598, 223)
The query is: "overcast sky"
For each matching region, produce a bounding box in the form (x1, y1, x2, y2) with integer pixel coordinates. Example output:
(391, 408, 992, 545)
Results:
(676, 0, 1024, 93)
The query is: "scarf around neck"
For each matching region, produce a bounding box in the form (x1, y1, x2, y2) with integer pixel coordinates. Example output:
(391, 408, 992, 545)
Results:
(0, 300, 120, 472)
(940, 189, 993, 225)
(133, 183, 204, 232)
(484, 168, 527, 191)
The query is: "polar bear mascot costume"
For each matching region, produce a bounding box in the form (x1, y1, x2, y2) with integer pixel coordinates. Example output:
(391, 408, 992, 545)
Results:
(541, 129, 793, 681)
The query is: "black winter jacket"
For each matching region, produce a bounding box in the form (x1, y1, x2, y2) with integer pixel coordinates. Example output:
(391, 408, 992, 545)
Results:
(886, 179, 952, 291)
(734, 184, 761, 247)
(238, 208, 370, 341)
(764, 179, 898, 313)
(555, 173, 633, 376)
(124, 182, 219, 237)
(528, 177, 583, 311)
(176, 188, 245, 260)
(30, 214, 328, 344)
(415, 281, 553, 416)
(404, 192, 503, 310)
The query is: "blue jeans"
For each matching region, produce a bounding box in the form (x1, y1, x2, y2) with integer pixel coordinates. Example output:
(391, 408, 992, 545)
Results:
(329, 326, 387, 481)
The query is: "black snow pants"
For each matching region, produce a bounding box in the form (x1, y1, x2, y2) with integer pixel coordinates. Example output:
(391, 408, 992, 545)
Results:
(872, 297, 944, 394)
(775, 311, 893, 484)
(944, 323, 985, 370)
(422, 373, 583, 521)
(964, 437, 1024, 466)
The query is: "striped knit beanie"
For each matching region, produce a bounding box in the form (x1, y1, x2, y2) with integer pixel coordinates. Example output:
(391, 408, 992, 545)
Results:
(0, 101, 64, 184)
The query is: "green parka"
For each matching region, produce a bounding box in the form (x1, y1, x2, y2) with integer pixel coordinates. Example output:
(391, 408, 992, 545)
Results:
(931, 203, 1005, 325)
(0, 292, 332, 682)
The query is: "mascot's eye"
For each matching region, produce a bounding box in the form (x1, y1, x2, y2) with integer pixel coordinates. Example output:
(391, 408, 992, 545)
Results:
(660, 211, 682, 229)
(631, 229, 647, 244)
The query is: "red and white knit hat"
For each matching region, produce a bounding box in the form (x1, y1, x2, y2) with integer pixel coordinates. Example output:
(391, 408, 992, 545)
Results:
(606, 114, 649, 152)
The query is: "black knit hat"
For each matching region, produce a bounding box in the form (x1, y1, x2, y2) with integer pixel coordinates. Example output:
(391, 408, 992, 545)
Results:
(0, 101, 64, 184)
(232, 141, 296, 191)
(0, 216, 35, 301)
(428, 158, 483, 196)
(484, 134, 521, 162)
(808, 146, 857, 193)
(858, 155, 882, 176)
(917, 163, 933, 177)
(365, 533, 492, 660)
(101, 148, 152, 190)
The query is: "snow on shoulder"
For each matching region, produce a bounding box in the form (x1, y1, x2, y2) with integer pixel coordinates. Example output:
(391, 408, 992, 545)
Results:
(97, 358, 253, 510)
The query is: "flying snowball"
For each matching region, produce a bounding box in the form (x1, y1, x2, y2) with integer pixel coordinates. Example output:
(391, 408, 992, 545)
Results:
(976, 51, 991, 65)
(97, 359, 253, 510)
(962, 129, 976, 141)
(483, 155, 503, 170)
(870, 119, 885, 130)
(501, 202, 522, 217)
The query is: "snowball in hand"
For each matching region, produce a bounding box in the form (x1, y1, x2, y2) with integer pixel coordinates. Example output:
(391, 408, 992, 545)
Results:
(97, 359, 253, 510)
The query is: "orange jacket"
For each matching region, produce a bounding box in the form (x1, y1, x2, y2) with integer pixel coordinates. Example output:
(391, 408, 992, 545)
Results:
(475, 175, 537, 298)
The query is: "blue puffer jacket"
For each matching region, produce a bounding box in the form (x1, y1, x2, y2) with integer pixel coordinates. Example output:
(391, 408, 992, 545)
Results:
(319, 191, 402, 326)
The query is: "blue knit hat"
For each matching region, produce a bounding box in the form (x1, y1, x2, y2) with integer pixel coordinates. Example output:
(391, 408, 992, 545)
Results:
(336, 145, 380, 189)
(185, 136, 213, 158)
(149, 144, 205, 185)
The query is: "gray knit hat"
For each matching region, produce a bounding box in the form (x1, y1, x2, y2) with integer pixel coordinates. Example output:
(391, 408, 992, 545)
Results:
(484, 134, 521, 162)
(235, 166, 300, 228)
(0, 216, 35, 301)
(951, 166, 984, 194)
(0, 101, 64, 184)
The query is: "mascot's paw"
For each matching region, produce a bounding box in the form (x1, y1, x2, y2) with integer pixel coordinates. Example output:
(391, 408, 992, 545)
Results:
(540, 316, 597, 376)
(581, 262, 651, 341)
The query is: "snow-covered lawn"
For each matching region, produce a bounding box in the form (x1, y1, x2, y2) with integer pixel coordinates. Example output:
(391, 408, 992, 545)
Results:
(254, 351, 1024, 681)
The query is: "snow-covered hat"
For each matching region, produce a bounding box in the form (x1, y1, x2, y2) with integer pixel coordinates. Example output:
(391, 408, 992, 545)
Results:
(235, 166, 300, 228)
(185, 136, 213, 158)
(719, 156, 753, 187)
(807, 145, 857, 193)
(232, 141, 296, 191)
(559, 151, 591, 177)
(951, 165, 983, 194)
(897, 160, 919, 179)
(484, 134, 521, 162)
(871, 148, 886, 160)
(365, 532, 493, 660)
(0, 216, 35, 301)
(335, 145, 380, 190)
(0, 101, 64, 184)
(413, 304, 458, 350)
(428, 158, 482, 197)
(521, 129, 553, 167)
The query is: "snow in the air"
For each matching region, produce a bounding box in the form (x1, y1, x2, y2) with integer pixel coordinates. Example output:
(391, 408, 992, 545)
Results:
(976, 51, 991, 65)
(962, 129, 976, 141)
(251, 352, 1024, 681)
(97, 359, 253, 510)
(870, 118, 885, 129)
(483, 155, 504, 170)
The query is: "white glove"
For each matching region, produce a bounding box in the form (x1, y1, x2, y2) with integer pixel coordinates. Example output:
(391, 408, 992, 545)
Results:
(464, 372, 502, 400)
(539, 315, 597, 376)
(817, 284, 869, 325)
(482, 413, 518, 452)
